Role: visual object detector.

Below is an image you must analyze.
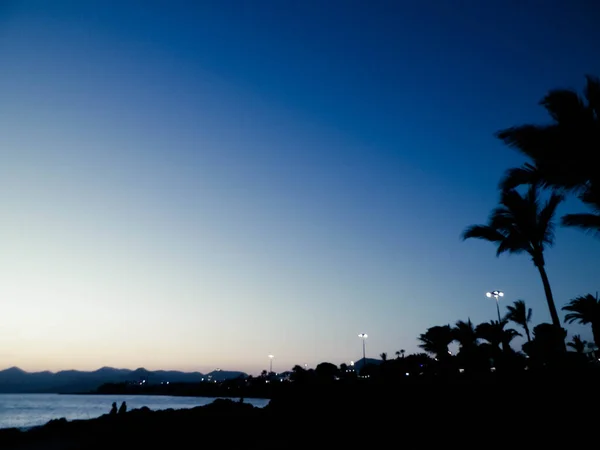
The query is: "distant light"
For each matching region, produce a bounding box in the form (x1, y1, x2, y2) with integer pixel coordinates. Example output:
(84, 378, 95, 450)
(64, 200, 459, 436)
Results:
(405, 372, 409, 376)
(358, 333, 368, 339)
(268, 354, 274, 359)
(486, 292, 492, 298)
(350, 361, 354, 366)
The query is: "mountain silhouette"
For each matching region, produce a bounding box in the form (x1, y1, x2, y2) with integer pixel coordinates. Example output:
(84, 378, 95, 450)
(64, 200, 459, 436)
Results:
(0, 367, 248, 393)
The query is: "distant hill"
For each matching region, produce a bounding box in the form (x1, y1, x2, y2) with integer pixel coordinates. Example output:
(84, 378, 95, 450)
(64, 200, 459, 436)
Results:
(0, 366, 211, 393)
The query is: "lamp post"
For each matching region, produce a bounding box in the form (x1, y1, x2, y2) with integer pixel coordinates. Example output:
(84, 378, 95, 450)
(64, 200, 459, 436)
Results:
(358, 333, 368, 369)
(268, 354, 274, 373)
(486, 290, 504, 322)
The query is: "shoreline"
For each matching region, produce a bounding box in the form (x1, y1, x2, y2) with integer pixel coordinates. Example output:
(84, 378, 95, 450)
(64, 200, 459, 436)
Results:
(67, 391, 271, 400)
(1, 376, 598, 449)
(0, 393, 270, 431)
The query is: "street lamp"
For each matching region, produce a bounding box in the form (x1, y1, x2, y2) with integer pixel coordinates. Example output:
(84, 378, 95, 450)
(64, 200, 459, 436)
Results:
(358, 333, 368, 367)
(486, 290, 504, 322)
(268, 354, 274, 373)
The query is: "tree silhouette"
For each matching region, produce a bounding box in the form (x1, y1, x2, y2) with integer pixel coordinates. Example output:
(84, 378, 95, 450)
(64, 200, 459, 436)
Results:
(380, 352, 387, 362)
(453, 319, 479, 352)
(497, 75, 600, 237)
(462, 185, 563, 329)
(504, 299, 533, 342)
(567, 334, 587, 354)
(476, 320, 521, 354)
(418, 325, 453, 360)
(315, 362, 339, 382)
(562, 293, 600, 348)
(453, 319, 485, 372)
(522, 323, 568, 363)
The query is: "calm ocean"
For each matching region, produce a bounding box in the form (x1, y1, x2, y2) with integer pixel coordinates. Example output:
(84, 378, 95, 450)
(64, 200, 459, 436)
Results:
(0, 393, 269, 429)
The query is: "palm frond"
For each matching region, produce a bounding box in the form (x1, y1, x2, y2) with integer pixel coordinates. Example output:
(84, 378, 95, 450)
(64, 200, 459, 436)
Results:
(562, 294, 600, 325)
(495, 236, 527, 256)
(499, 164, 540, 190)
(561, 213, 600, 237)
(539, 192, 564, 246)
(461, 225, 504, 242)
(495, 124, 553, 161)
(504, 299, 531, 326)
(540, 87, 586, 124)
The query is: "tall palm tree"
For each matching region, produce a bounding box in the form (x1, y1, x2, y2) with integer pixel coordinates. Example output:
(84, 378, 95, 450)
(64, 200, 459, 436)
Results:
(453, 319, 479, 353)
(380, 352, 387, 362)
(497, 75, 600, 237)
(504, 299, 533, 342)
(562, 293, 600, 348)
(418, 325, 453, 360)
(567, 335, 587, 354)
(462, 185, 563, 328)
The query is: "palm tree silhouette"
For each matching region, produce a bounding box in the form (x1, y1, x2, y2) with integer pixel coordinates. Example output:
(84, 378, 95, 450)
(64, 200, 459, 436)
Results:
(562, 293, 600, 348)
(567, 334, 587, 354)
(462, 185, 563, 328)
(497, 75, 600, 237)
(418, 325, 453, 360)
(476, 320, 521, 354)
(380, 352, 387, 362)
(453, 319, 479, 352)
(504, 300, 533, 342)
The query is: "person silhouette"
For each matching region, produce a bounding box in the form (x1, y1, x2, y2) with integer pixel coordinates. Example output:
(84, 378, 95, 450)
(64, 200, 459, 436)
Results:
(118, 401, 127, 414)
(110, 402, 117, 415)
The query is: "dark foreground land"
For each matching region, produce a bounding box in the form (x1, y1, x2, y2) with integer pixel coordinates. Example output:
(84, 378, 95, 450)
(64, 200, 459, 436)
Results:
(0, 370, 597, 449)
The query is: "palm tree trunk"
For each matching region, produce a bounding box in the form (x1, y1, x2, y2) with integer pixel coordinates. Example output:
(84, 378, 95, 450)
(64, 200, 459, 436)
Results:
(536, 264, 561, 328)
(524, 324, 531, 342)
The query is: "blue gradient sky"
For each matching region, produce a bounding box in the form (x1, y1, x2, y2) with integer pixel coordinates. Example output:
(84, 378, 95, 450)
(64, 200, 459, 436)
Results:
(1, 1, 599, 374)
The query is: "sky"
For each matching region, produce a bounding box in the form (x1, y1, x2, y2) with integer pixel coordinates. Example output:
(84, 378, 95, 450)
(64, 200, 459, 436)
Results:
(0, 0, 599, 375)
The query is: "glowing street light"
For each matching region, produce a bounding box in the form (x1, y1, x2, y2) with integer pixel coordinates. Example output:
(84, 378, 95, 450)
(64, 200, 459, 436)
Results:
(486, 290, 504, 322)
(358, 333, 368, 366)
(268, 354, 274, 373)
